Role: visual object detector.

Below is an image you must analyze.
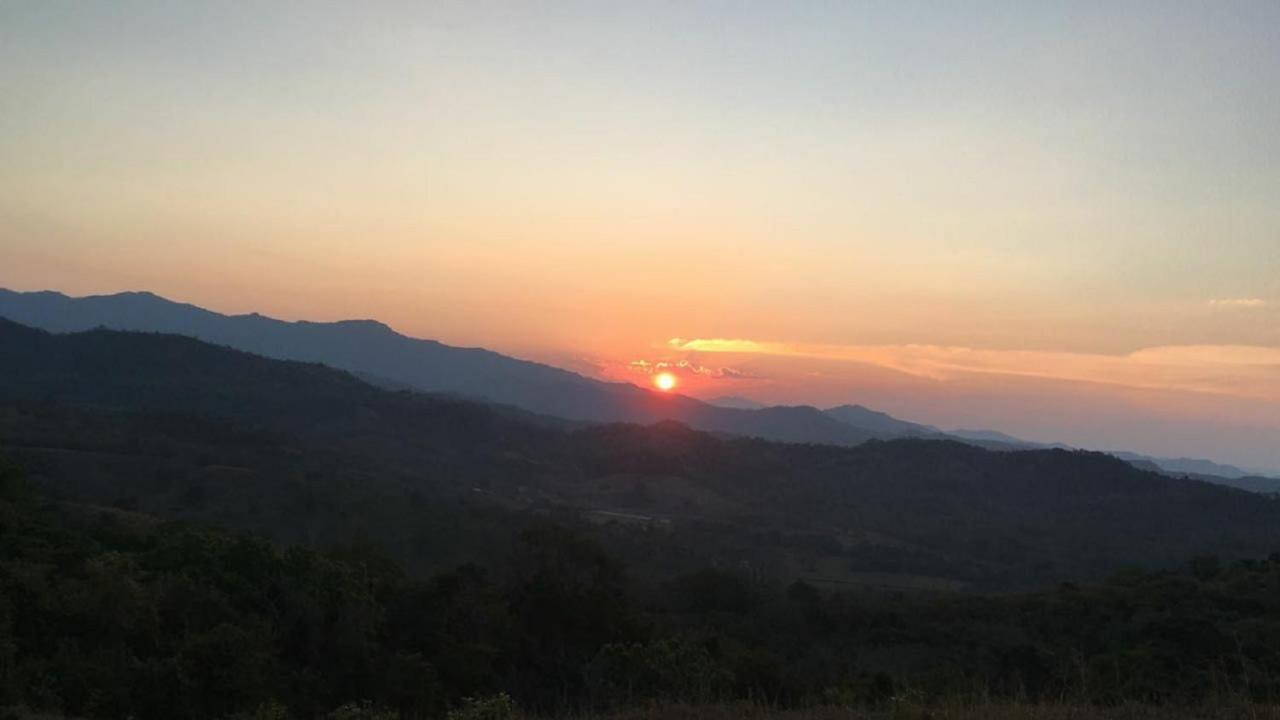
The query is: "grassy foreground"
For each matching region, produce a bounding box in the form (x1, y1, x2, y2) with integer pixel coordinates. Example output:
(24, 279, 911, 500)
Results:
(8, 701, 1280, 719)
(551, 703, 1280, 720)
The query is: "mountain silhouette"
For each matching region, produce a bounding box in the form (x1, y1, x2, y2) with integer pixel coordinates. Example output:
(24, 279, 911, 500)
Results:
(0, 289, 889, 445)
(823, 404, 940, 437)
(3, 289, 1271, 488)
(704, 395, 767, 410)
(3, 316, 1279, 588)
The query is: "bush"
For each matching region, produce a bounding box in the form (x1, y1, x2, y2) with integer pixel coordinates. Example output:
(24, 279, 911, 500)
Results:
(446, 693, 516, 720)
(220, 701, 292, 720)
(588, 639, 732, 705)
(327, 701, 400, 720)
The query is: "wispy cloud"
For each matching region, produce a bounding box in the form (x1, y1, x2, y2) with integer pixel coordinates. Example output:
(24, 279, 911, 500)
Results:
(667, 338, 1280, 401)
(1209, 298, 1267, 308)
(627, 358, 758, 380)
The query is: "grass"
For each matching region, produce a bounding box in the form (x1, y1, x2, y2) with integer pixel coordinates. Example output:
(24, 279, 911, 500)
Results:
(8, 701, 1280, 719)
(551, 701, 1280, 720)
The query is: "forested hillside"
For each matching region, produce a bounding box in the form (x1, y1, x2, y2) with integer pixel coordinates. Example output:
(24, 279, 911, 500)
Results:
(3, 458, 1280, 720)
(0, 291, 883, 446)
(2, 319, 1278, 589)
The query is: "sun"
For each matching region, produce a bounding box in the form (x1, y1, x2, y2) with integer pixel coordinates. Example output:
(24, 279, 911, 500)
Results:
(654, 372, 677, 392)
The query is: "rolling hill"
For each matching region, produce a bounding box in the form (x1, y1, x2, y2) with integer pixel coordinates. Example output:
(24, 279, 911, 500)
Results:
(3, 318, 1279, 589)
(4, 289, 1272, 493)
(0, 288, 885, 446)
(823, 404, 940, 437)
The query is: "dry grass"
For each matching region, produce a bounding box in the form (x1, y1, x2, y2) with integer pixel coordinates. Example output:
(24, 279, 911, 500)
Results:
(553, 701, 1280, 720)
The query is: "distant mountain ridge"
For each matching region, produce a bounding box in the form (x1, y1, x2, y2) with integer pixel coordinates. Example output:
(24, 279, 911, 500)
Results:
(946, 425, 1280, 490)
(4, 288, 1272, 489)
(0, 289, 886, 446)
(1108, 451, 1269, 480)
(704, 395, 767, 410)
(4, 316, 1280, 589)
(947, 428, 1048, 447)
(823, 404, 940, 437)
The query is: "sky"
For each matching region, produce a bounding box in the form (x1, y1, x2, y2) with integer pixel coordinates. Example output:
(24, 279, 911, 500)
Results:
(2, 2, 1278, 470)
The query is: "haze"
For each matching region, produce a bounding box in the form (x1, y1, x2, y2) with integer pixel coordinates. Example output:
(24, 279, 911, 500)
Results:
(2, 2, 1278, 470)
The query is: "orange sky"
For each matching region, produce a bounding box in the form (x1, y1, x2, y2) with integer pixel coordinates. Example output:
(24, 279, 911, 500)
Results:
(1, 3, 1278, 469)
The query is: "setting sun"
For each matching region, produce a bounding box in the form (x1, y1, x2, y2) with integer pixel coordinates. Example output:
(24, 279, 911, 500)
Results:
(654, 372, 677, 392)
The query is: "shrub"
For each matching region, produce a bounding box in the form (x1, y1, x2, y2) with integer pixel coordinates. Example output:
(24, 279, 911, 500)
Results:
(327, 701, 400, 720)
(446, 693, 516, 720)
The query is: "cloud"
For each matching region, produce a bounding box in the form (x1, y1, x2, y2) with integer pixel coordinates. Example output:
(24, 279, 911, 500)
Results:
(626, 357, 758, 380)
(667, 338, 776, 354)
(1209, 298, 1267, 308)
(666, 337, 1280, 401)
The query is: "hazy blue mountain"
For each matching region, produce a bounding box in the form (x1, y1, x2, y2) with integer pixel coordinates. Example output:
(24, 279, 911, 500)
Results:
(704, 395, 767, 410)
(823, 404, 939, 437)
(0, 289, 881, 445)
(941, 425, 1280, 494)
(1109, 451, 1263, 480)
(0, 288, 601, 402)
(1119, 457, 1280, 492)
(947, 426, 1280, 491)
(6, 317, 1280, 590)
(8, 289, 1272, 487)
(947, 428, 1046, 447)
(1108, 451, 1280, 492)
(1210, 475, 1280, 494)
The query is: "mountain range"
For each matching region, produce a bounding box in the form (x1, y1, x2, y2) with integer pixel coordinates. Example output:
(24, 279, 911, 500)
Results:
(3, 316, 1279, 590)
(1, 288, 1275, 490)
(0, 289, 890, 446)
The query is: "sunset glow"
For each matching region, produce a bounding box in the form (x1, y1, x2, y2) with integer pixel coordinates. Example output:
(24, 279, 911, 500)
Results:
(1, 3, 1278, 471)
(7, 6, 1280, 713)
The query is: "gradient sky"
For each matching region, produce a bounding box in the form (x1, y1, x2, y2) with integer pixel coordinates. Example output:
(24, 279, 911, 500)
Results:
(2, 2, 1278, 469)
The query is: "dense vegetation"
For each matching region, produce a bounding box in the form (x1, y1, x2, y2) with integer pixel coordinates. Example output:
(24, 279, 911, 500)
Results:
(555, 704, 1280, 720)
(3, 458, 1280, 720)
(2, 321, 1280, 718)
(3, 320, 1279, 591)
